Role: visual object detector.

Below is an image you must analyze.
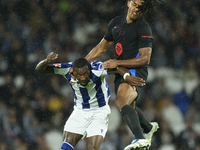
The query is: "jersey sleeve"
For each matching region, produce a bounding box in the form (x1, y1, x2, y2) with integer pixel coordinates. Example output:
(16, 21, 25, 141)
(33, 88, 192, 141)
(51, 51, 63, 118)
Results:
(138, 20, 153, 49)
(90, 60, 108, 77)
(103, 18, 115, 41)
(51, 62, 72, 76)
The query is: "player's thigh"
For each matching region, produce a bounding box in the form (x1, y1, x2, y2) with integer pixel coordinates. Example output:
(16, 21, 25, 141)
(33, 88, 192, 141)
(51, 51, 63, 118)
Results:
(86, 135, 103, 150)
(115, 83, 138, 109)
(86, 107, 110, 139)
(63, 131, 83, 147)
(86, 106, 110, 137)
(63, 108, 87, 145)
(85, 106, 110, 149)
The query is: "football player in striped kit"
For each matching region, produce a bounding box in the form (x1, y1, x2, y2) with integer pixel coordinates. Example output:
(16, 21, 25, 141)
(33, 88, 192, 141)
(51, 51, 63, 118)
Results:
(35, 52, 145, 150)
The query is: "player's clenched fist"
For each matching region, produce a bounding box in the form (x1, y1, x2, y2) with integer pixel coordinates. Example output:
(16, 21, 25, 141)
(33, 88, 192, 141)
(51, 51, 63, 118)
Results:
(45, 52, 58, 63)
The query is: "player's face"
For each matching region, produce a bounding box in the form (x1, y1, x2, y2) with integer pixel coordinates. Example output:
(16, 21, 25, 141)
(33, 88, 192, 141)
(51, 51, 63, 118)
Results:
(74, 66, 90, 86)
(127, 0, 144, 22)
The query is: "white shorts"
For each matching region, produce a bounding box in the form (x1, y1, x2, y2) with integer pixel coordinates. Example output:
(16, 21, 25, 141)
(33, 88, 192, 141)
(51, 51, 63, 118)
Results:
(64, 105, 111, 138)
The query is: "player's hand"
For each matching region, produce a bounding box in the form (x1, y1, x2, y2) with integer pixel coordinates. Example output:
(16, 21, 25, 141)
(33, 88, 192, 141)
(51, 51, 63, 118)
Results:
(45, 52, 58, 63)
(103, 59, 118, 69)
(69, 68, 76, 80)
(126, 75, 146, 87)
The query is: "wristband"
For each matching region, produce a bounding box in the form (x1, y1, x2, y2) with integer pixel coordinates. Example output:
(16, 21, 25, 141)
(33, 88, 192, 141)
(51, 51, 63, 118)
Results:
(123, 73, 130, 80)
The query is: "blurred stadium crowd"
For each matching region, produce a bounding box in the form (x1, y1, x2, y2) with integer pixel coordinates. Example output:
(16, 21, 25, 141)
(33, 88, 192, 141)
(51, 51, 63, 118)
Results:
(0, 0, 200, 150)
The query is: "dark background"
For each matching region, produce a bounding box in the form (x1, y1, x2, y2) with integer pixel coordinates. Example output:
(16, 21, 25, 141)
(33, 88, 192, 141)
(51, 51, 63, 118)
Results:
(0, 0, 200, 150)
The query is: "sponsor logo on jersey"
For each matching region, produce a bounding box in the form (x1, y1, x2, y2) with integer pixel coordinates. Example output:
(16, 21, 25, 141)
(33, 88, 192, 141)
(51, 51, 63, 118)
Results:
(53, 63, 61, 67)
(115, 43, 123, 56)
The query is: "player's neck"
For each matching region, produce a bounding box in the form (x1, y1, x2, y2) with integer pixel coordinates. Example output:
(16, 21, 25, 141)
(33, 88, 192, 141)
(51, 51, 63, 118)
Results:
(126, 16, 133, 24)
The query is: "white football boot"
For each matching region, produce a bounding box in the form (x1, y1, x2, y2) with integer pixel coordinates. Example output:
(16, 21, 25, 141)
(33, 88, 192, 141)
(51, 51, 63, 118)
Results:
(143, 122, 159, 141)
(143, 122, 159, 149)
(124, 139, 151, 150)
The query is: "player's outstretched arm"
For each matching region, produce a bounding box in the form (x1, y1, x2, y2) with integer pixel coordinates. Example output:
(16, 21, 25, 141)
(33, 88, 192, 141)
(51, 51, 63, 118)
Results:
(85, 38, 112, 62)
(35, 52, 58, 73)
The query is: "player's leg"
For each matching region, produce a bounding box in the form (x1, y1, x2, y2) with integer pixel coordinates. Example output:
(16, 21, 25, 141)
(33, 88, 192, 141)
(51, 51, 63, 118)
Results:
(61, 107, 87, 150)
(86, 135, 103, 150)
(135, 106, 159, 149)
(115, 83, 151, 149)
(61, 131, 83, 150)
(130, 96, 159, 144)
(85, 105, 110, 150)
(134, 107, 151, 134)
(135, 106, 152, 133)
(115, 83, 145, 139)
(128, 86, 153, 134)
(127, 94, 158, 149)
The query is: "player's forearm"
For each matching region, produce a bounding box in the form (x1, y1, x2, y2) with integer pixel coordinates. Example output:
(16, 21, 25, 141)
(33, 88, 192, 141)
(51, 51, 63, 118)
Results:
(117, 55, 150, 68)
(35, 59, 49, 73)
(116, 67, 130, 76)
(85, 45, 106, 62)
(107, 67, 129, 76)
(117, 47, 152, 68)
(85, 38, 112, 62)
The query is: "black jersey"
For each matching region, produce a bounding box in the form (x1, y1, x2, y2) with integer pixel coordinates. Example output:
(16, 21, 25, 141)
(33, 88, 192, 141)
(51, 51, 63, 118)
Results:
(104, 16, 153, 81)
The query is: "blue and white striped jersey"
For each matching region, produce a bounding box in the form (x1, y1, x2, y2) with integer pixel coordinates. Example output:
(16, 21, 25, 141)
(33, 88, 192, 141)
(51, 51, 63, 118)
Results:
(51, 60, 110, 109)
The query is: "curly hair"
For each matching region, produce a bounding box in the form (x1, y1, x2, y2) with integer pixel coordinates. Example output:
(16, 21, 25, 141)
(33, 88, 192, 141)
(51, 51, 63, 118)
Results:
(127, 0, 163, 16)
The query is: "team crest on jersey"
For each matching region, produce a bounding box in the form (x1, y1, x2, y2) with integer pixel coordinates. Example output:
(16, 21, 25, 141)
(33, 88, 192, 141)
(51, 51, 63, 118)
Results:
(115, 43, 123, 55)
(53, 63, 61, 67)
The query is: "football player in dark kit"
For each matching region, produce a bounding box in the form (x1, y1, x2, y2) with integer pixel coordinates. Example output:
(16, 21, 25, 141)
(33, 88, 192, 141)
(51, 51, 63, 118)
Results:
(85, 0, 162, 149)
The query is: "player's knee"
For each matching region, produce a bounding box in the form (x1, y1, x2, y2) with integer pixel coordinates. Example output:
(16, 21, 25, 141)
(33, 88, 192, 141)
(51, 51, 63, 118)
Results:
(115, 98, 126, 110)
(60, 142, 74, 150)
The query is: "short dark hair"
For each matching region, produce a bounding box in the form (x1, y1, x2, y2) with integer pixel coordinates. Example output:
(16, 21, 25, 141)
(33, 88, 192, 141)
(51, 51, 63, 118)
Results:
(128, 0, 162, 16)
(72, 58, 91, 70)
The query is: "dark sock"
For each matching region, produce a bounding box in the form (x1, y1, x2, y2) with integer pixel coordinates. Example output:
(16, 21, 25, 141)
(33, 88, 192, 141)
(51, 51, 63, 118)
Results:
(135, 107, 152, 133)
(120, 105, 145, 139)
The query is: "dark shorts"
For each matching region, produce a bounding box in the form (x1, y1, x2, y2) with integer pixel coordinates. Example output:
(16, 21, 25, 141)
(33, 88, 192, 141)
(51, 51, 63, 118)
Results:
(114, 74, 142, 101)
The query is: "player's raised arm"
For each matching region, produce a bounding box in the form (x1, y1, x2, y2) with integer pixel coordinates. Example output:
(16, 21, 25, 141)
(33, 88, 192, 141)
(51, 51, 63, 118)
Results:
(35, 52, 58, 73)
(85, 38, 112, 62)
